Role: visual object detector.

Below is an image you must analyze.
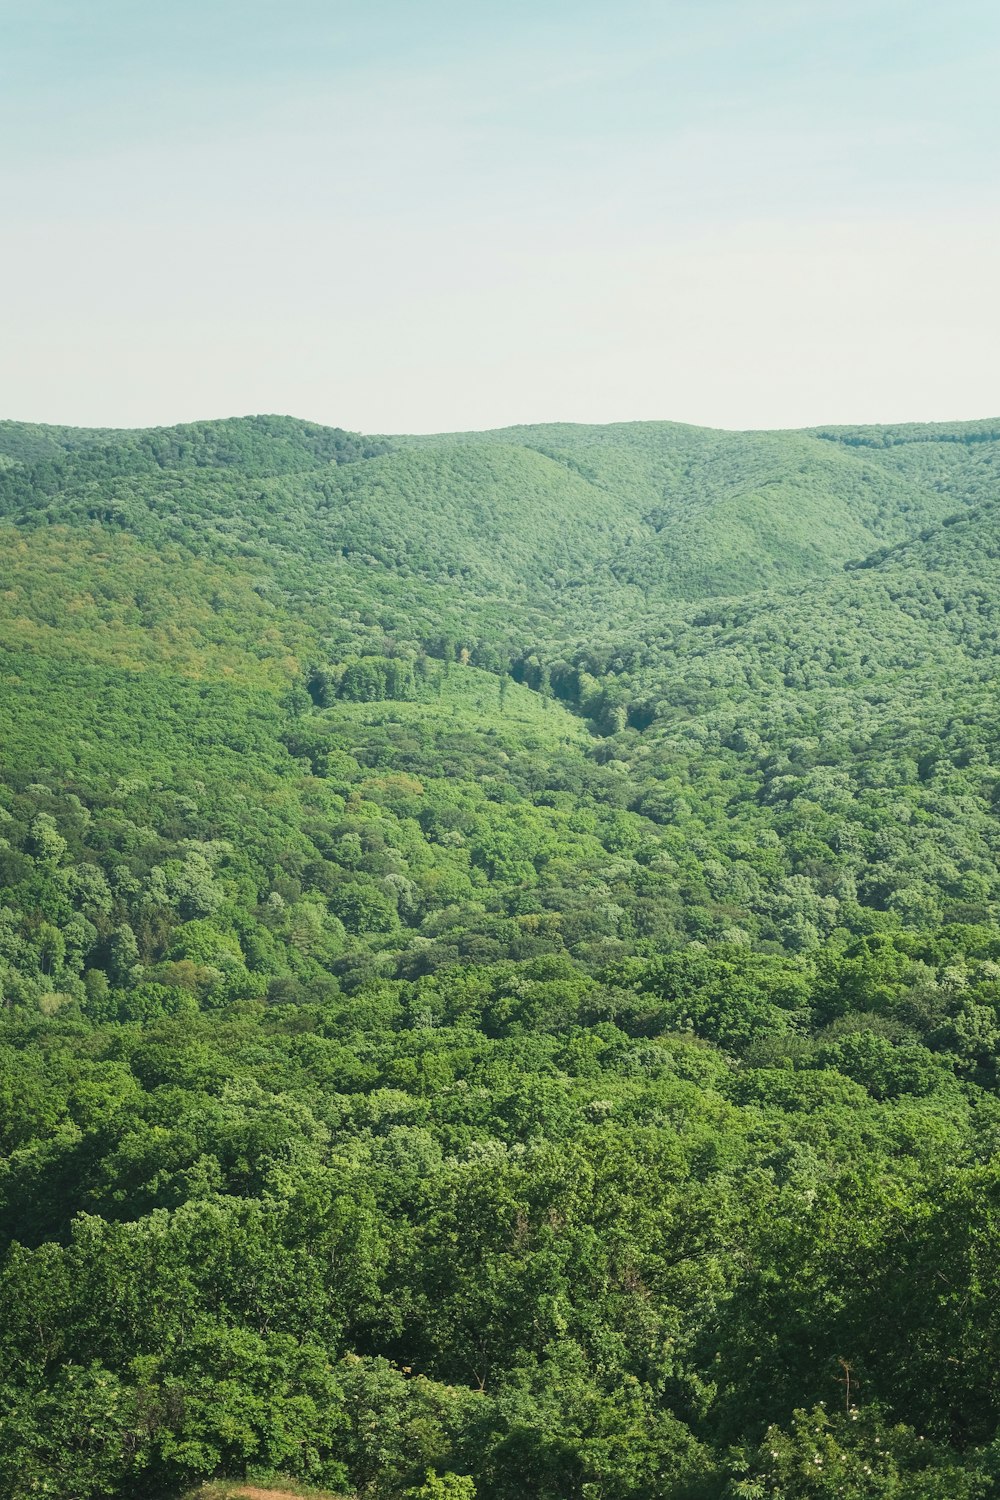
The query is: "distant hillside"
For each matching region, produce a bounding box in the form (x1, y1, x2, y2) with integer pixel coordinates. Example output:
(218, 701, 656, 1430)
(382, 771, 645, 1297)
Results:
(402, 417, 993, 595)
(5, 413, 999, 611)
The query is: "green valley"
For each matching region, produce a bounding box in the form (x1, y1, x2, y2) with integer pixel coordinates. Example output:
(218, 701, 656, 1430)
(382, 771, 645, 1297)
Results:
(2, 413, 1000, 1497)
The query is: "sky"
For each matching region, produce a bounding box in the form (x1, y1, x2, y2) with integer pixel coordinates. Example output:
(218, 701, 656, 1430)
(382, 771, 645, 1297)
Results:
(1, 0, 998, 433)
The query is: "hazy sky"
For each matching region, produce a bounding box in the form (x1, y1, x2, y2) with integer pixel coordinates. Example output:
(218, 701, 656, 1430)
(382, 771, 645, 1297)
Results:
(2, 0, 998, 432)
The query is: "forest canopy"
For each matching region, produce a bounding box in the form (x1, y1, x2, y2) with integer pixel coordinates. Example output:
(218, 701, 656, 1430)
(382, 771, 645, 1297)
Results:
(2, 413, 1000, 1497)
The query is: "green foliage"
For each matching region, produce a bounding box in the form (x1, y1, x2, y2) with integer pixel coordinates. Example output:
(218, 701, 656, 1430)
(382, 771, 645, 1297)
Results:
(725, 1404, 990, 1498)
(3, 411, 1000, 1496)
(407, 1474, 477, 1500)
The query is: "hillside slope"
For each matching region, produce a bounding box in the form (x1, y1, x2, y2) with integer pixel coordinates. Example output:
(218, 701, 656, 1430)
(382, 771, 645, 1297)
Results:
(7, 413, 999, 609)
(4, 413, 1000, 1500)
(404, 418, 990, 596)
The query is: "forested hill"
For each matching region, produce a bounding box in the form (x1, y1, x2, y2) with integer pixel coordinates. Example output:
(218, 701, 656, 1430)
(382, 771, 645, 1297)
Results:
(4, 412, 1000, 1498)
(3, 412, 997, 600)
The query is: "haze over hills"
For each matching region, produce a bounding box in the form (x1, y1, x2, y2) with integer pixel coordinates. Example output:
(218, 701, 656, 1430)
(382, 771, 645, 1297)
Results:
(2, 411, 998, 631)
(4, 412, 1000, 1497)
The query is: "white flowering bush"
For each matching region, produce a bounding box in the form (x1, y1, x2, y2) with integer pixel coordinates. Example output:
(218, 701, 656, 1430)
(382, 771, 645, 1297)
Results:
(725, 1403, 989, 1498)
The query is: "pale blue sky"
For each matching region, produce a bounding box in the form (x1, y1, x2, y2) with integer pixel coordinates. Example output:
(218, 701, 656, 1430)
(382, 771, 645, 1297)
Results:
(2, 0, 998, 431)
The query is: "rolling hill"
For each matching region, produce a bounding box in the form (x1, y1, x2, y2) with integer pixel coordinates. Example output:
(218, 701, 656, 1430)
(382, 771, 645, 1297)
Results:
(3, 413, 1000, 1499)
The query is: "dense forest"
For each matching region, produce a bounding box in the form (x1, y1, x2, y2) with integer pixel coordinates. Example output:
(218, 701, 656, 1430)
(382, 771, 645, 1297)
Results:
(3, 412, 1000, 1497)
